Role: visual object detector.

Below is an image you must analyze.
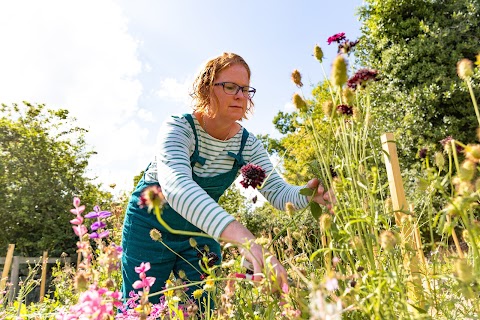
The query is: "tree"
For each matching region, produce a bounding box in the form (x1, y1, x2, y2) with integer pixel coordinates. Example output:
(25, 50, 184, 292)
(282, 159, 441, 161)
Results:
(356, 0, 480, 168)
(0, 102, 112, 257)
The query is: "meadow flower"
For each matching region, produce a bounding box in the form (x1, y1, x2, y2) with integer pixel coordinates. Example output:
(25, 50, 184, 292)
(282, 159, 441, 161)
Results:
(327, 32, 346, 45)
(440, 136, 464, 153)
(192, 289, 204, 300)
(291, 69, 303, 87)
(197, 250, 219, 268)
(331, 55, 348, 87)
(314, 44, 324, 62)
(336, 104, 353, 116)
(324, 277, 339, 291)
(240, 163, 266, 189)
(346, 68, 378, 90)
(457, 58, 474, 80)
(139, 185, 166, 213)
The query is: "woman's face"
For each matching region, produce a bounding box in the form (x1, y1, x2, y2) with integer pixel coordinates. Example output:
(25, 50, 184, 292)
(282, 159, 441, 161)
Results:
(210, 63, 250, 122)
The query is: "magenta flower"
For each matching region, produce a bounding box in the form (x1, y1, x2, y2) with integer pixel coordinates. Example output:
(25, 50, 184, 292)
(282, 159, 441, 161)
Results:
(347, 68, 378, 90)
(72, 225, 88, 237)
(327, 32, 346, 45)
(139, 185, 166, 212)
(132, 276, 156, 290)
(135, 262, 151, 274)
(240, 164, 266, 189)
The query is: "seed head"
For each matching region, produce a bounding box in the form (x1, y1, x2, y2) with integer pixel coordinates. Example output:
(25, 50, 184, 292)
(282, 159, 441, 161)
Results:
(292, 93, 308, 112)
(314, 44, 324, 62)
(457, 58, 474, 80)
(189, 237, 198, 248)
(319, 213, 332, 232)
(240, 163, 266, 189)
(291, 69, 303, 87)
(434, 152, 445, 170)
(476, 53, 480, 66)
(322, 100, 333, 117)
(379, 230, 397, 252)
(455, 258, 474, 283)
(150, 229, 162, 242)
(331, 55, 348, 87)
(285, 202, 295, 215)
(342, 87, 355, 105)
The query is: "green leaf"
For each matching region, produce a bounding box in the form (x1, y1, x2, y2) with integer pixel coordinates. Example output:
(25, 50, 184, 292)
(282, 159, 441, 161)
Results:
(310, 202, 322, 220)
(299, 187, 315, 196)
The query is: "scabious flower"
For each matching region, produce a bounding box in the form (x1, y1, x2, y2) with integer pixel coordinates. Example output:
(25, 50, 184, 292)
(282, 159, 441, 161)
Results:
(440, 136, 464, 153)
(338, 39, 359, 54)
(347, 68, 378, 90)
(197, 250, 219, 268)
(418, 147, 428, 159)
(139, 185, 166, 213)
(336, 104, 353, 116)
(291, 69, 303, 87)
(240, 163, 266, 189)
(327, 32, 346, 45)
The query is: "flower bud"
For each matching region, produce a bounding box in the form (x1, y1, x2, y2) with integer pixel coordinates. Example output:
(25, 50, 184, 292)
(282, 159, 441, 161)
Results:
(434, 152, 445, 170)
(457, 58, 474, 80)
(379, 230, 397, 252)
(331, 55, 348, 87)
(189, 237, 198, 248)
(291, 69, 303, 87)
(314, 44, 324, 63)
(292, 93, 308, 112)
(319, 213, 332, 232)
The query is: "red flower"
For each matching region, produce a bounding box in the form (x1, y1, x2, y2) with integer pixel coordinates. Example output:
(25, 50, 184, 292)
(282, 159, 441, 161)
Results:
(139, 185, 166, 212)
(327, 32, 346, 45)
(347, 69, 378, 90)
(336, 105, 354, 116)
(240, 164, 266, 189)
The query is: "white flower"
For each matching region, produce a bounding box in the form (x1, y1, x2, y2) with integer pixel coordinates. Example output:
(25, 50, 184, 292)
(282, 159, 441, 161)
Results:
(309, 289, 343, 320)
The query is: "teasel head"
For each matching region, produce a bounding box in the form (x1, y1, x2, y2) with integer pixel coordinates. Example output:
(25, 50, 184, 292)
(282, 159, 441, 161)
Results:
(457, 58, 474, 80)
(314, 44, 324, 63)
(331, 54, 348, 87)
(291, 69, 303, 87)
(293, 93, 308, 112)
(379, 230, 398, 252)
(342, 87, 355, 106)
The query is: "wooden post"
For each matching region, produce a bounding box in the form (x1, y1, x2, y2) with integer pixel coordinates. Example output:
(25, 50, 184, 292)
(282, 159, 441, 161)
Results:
(8, 256, 20, 302)
(39, 251, 48, 302)
(381, 133, 424, 306)
(0, 244, 15, 292)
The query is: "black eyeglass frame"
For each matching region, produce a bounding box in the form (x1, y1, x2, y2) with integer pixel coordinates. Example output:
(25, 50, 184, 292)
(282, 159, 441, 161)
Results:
(213, 82, 256, 99)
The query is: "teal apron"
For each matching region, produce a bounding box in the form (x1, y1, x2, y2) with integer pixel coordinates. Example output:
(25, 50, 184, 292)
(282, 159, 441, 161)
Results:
(121, 114, 248, 307)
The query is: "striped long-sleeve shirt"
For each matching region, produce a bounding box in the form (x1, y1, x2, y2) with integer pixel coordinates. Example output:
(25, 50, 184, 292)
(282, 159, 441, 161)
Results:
(146, 114, 310, 239)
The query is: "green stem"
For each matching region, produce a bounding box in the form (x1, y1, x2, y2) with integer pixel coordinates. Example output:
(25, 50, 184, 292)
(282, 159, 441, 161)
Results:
(466, 80, 480, 127)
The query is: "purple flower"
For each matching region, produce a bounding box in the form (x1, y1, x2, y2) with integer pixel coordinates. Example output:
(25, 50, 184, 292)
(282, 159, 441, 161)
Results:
(89, 230, 110, 239)
(440, 136, 464, 153)
(85, 205, 111, 219)
(347, 68, 379, 90)
(90, 221, 107, 231)
(240, 164, 266, 189)
(418, 148, 428, 159)
(336, 104, 354, 116)
(327, 32, 346, 45)
(338, 39, 359, 54)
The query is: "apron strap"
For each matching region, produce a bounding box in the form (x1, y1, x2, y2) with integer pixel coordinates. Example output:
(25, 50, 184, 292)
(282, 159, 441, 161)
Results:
(227, 128, 249, 167)
(183, 114, 207, 167)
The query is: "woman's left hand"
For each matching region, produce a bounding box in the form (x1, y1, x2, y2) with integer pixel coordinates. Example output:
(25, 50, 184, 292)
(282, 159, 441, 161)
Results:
(306, 178, 335, 213)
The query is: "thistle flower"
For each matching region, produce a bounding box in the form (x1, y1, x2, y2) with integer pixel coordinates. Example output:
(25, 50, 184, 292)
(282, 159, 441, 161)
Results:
(336, 104, 354, 116)
(292, 93, 308, 112)
(331, 55, 348, 87)
(379, 230, 397, 252)
(327, 32, 346, 45)
(347, 68, 378, 90)
(457, 58, 474, 80)
(314, 44, 324, 62)
(291, 69, 303, 87)
(139, 185, 166, 213)
(240, 163, 266, 189)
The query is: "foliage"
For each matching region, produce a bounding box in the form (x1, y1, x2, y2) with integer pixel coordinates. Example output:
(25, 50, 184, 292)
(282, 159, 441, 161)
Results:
(0, 102, 112, 257)
(356, 0, 480, 171)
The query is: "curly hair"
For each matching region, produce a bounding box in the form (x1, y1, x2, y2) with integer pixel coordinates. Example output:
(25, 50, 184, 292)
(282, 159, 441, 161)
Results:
(190, 52, 254, 119)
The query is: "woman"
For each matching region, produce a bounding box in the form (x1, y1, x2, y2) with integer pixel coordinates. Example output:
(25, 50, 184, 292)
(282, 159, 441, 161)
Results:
(121, 52, 333, 310)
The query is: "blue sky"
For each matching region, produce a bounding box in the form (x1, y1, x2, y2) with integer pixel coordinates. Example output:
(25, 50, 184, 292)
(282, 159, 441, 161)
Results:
(0, 0, 363, 193)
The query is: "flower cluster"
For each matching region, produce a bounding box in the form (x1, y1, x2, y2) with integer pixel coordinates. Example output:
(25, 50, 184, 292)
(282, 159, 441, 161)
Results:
(347, 68, 378, 90)
(327, 32, 358, 54)
(240, 163, 266, 189)
(85, 205, 112, 239)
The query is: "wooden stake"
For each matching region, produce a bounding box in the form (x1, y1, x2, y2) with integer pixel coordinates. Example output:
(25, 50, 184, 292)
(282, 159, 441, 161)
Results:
(0, 244, 15, 292)
(381, 133, 424, 306)
(39, 251, 48, 302)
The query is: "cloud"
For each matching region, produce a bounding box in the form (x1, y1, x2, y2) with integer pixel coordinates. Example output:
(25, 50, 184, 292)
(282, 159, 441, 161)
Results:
(0, 0, 147, 192)
(156, 77, 193, 106)
(284, 101, 296, 112)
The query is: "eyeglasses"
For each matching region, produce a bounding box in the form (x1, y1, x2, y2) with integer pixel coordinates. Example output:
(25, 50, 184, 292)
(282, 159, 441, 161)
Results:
(213, 82, 256, 99)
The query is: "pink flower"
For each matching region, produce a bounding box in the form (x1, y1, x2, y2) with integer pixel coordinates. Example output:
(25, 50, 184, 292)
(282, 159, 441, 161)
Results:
(327, 32, 346, 45)
(240, 164, 266, 189)
(70, 216, 84, 225)
(72, 225, 88, 237)
(132, 276, 156, 290)
(135, 262, 151, 274)
(347, 68, 378, 90)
